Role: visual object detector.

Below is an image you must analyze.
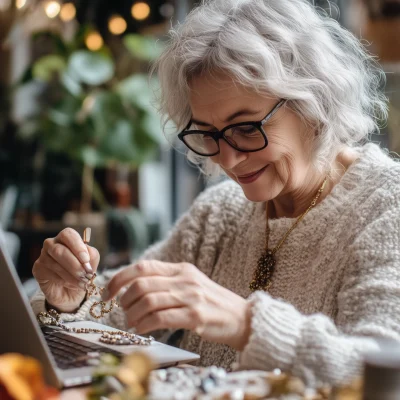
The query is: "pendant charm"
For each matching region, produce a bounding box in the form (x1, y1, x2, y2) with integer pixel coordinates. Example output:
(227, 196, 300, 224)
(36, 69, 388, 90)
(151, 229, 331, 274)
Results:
(249, 249, 276, 292)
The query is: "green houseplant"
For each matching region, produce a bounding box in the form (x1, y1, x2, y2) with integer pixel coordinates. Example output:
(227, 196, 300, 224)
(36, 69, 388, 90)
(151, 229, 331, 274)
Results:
(16, 27, 164, 260)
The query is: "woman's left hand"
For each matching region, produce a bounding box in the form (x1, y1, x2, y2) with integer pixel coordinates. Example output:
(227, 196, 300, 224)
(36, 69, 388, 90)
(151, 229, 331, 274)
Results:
(102, 260, 251, 350)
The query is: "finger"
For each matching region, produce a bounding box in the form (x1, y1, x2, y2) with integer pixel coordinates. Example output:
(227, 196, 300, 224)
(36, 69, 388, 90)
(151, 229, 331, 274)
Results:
(47, 243, 93, 281)
(119, 276, 178, 309)
(104, 260, 181, 301)
(53, 228, 94, 274)
(33, 255, 87, 291)
(40, 266, 86, 291)
(132, 307, 195, 334)
(125, 291, 183, 327)
(87, 245, 100, 273)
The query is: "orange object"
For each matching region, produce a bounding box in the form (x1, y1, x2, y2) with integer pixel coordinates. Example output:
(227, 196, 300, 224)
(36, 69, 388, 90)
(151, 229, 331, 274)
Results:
(0, 353, 59, 400)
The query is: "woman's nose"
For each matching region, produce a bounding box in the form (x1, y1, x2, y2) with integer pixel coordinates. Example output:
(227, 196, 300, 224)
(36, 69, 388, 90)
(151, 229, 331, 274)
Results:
(211, 139, 247, 170)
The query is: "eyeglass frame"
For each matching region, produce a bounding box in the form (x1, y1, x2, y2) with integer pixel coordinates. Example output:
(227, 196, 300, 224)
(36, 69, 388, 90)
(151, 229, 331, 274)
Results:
(178, 99, 286, 157)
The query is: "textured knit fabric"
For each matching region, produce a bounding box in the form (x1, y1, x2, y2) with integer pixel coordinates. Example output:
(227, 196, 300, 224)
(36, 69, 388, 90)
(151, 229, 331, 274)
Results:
(31, 143, 400, 387)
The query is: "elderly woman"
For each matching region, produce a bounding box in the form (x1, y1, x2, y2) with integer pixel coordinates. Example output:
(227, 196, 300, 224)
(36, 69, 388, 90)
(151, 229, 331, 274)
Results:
(31, 0, 400, 388)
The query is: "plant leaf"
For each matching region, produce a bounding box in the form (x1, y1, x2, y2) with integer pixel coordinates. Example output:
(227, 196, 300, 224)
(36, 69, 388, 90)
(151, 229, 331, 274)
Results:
(98, 119, 139, 164)
(67, 51, 115, 86)
(79, 146, 106, 167)
(16, 66, 34, 86)
(123, 34, 162, 61)
(60, 71, 82, 96)
(140, 113, 163, 144)
(116, 74, 156, 112)
(32, 55, 66, 82)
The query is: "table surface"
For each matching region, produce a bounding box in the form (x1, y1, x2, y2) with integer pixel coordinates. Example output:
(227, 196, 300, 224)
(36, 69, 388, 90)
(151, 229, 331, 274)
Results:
(61, 387, 88, 399)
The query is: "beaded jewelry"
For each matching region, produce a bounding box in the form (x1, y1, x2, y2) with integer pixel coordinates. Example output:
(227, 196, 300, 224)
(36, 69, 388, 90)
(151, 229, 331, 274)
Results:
(37, 309, 154, 346)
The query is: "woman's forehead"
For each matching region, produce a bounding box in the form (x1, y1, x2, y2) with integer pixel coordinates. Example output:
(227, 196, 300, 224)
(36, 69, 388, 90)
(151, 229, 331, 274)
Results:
(189, 72, 249, 104)
(188, 72, 274, 111)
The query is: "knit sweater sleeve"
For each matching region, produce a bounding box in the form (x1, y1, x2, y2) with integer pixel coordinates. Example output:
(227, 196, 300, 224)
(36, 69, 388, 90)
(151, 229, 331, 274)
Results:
(31, 181, 233, 331)
(238, 187, 400, 387)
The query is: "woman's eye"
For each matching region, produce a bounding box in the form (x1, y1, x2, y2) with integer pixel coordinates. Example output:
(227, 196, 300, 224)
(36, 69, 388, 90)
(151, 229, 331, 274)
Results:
(232, 126, 257, 135)
(202, 135, 213, 140)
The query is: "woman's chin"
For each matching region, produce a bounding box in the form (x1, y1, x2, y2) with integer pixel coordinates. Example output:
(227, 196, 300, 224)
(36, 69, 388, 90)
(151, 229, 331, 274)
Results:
(239, 185, 273, 203)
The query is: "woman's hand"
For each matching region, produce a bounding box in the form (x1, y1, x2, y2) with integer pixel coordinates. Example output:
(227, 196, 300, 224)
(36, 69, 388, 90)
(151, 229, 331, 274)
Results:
(103, 260, 252, 351)
(32, 228, 100, 313)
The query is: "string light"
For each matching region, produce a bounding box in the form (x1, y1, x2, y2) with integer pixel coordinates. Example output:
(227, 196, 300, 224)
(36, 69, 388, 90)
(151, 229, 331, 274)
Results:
(44, 1, 61, 18)
(108, 15, 127, 35)
(15, 0, 26, 9)
(85, 31, 103, 51)
(60, 2, 76, 22)
(131, 2, 150, 21)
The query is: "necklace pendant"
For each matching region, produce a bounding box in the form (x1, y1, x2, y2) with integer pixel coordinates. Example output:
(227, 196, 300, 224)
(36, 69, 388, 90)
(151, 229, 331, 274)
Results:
(249, 249, 276, 292)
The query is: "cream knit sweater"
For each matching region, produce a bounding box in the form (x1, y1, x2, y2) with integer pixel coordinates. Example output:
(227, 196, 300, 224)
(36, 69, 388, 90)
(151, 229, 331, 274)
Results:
(32, 143, 400, 387)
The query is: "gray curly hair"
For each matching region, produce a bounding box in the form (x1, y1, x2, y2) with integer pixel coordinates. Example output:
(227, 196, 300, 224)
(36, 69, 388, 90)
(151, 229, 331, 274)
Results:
(152, 0, 388, 176)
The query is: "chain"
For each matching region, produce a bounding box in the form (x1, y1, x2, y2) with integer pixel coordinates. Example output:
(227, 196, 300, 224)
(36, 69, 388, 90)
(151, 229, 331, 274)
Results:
(37, 308, 154, 346)
(86, 273, 119, 319)
(266, 177, 328, 254)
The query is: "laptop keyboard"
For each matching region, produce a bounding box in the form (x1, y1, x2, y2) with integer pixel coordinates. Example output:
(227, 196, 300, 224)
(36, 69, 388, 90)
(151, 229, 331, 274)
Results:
(42, 327, 122, 370)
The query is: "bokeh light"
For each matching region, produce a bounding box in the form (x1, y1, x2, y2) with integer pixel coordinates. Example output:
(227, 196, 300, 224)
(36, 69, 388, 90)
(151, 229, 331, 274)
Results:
(44, 1, 61, 18)
(85, 31, 103, 51)
(60, 2, 76, 22)
(16, 0, 27, 9)
(108, 15, 127, 35)
(131, 2, 150, 21)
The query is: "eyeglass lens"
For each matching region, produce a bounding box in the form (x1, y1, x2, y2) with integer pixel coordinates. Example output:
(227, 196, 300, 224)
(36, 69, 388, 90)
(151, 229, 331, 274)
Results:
(183, 124, 266, 155)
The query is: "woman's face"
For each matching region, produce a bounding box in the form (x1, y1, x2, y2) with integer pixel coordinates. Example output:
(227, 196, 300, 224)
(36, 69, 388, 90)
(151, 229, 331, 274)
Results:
(188, 72, 314, 202)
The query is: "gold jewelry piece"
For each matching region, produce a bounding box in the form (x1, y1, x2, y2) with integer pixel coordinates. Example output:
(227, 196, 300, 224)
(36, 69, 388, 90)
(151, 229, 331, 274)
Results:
(37, 309, 154, 346)
(249, 177, 328, 292)
(86, 273, 119, 319)
(82, 227, 119, 319)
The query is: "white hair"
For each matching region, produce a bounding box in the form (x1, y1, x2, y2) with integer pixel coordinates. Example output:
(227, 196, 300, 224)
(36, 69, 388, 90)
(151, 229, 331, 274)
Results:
(152, 0, 388, 177)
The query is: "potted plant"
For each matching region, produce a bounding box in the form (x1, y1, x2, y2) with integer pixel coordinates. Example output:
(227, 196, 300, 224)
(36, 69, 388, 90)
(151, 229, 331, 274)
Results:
(16, 27, 164, 261)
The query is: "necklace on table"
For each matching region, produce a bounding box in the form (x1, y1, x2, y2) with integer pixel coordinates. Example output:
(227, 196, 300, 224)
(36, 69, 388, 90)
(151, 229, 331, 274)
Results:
(37, 309, 154, 346)
(249, 177, 328, 292)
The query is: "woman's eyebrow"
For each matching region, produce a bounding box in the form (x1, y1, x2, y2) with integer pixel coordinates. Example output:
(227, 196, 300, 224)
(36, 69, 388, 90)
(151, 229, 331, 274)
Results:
(191, 109, 262, 127)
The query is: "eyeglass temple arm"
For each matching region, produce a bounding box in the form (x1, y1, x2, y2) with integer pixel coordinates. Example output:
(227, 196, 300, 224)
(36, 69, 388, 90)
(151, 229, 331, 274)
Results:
(260, 99, 286, 125)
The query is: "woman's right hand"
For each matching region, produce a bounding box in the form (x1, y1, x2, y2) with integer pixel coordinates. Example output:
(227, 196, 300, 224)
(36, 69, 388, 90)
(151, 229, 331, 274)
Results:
(32, 228, 100, 313)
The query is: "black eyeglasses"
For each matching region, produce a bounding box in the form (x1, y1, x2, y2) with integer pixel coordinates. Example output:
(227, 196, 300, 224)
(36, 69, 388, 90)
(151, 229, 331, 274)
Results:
(178, 99, 286, 157)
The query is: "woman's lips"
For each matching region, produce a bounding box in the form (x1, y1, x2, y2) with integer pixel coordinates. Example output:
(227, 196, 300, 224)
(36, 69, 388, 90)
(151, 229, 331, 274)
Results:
(237, 165, 269, 184)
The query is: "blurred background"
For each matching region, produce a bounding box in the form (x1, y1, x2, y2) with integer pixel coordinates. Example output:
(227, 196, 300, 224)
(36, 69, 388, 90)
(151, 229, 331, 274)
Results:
(0, 0, 398, 292)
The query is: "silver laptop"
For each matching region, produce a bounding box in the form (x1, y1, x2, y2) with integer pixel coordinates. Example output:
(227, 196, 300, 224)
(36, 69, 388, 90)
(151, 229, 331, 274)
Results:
(0, 236, 199, 388)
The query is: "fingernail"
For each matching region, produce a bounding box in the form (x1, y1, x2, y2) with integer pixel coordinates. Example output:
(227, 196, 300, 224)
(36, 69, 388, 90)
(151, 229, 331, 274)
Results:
(81, 276, 89, 283)
(85, 273, 94, 280)
(101, 288, 109, 301)
(83, 262, 93, 274)
(79, 252, 90, 263)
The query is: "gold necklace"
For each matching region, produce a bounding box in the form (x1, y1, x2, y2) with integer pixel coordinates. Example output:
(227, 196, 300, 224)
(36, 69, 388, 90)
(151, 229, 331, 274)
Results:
(249, 177, 328, 292)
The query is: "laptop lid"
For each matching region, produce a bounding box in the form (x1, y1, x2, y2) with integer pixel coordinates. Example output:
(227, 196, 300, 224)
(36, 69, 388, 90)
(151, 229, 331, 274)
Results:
(0, 232, 61, 387)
